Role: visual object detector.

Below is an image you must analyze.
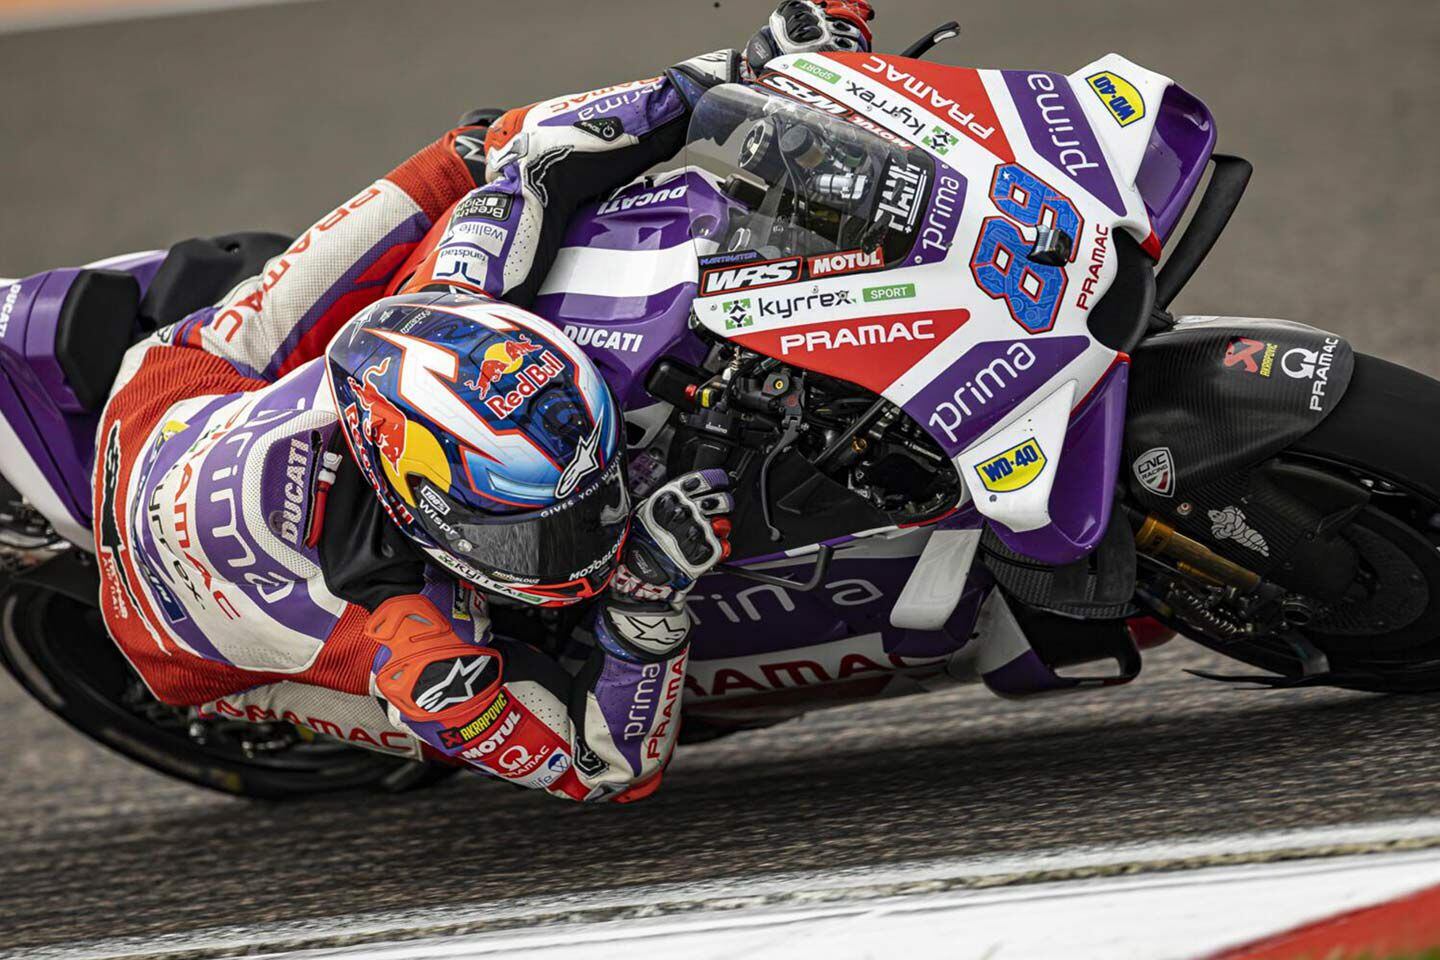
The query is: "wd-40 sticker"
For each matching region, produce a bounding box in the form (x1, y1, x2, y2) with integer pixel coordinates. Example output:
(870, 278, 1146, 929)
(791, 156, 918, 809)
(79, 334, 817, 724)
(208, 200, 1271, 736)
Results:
(975, 437, 1047, 493)
(1086, 71, 1146, 127)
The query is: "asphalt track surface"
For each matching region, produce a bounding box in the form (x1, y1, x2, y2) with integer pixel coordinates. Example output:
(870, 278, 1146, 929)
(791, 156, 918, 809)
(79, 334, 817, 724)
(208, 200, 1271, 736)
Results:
(1, 0, 1439, 953)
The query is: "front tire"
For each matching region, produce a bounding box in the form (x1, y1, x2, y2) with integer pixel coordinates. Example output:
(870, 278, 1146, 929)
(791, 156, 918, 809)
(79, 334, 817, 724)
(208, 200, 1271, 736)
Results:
(1162, 353, 1440, 691)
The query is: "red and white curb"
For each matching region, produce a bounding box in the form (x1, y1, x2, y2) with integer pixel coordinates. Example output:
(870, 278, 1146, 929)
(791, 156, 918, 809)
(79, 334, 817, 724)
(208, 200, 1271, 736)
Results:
(14, 818, 1440, 960)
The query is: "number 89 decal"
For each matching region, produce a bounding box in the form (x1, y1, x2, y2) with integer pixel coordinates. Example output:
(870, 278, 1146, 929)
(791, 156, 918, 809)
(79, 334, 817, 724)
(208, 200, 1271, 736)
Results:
(969, 164, 1084, 334)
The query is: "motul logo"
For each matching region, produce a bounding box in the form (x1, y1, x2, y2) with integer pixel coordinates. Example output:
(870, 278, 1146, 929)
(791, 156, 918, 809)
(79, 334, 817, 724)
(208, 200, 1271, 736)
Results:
(700, 258, 802, 295)
(809, 248, 884, 278)
(780, 319, 934, 354)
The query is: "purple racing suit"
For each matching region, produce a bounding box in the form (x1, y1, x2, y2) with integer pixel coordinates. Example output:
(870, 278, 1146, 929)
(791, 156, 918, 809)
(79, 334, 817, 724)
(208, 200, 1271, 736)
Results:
(94, 51, 747, 803)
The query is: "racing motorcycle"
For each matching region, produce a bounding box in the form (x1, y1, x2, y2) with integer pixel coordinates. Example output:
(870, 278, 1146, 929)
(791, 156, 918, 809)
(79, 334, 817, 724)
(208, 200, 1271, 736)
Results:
(5, 23, 1440, 798)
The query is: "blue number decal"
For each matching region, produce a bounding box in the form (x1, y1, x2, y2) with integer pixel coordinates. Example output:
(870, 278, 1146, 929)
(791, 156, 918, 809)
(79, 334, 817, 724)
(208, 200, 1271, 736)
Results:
(969, 164, 1084, 334)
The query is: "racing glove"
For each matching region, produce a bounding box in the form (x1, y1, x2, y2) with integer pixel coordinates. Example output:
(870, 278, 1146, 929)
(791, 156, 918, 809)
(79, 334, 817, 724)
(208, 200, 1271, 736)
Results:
(744, 0, 875, 77)
(600, 469, 733, 661)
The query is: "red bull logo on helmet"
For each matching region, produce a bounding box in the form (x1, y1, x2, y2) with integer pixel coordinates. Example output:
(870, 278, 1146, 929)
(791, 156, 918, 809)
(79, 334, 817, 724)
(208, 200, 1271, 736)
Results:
(484, 350, 569, 419)
(466, 334, 543, 398)
(350, 357, 408, 470)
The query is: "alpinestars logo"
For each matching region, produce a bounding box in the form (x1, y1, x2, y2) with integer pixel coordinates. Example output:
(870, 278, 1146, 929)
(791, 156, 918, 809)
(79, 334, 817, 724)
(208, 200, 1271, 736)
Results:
(555, 419, 604, 498)
(700, 258, 802, 295)
(414, 656, 493, 713)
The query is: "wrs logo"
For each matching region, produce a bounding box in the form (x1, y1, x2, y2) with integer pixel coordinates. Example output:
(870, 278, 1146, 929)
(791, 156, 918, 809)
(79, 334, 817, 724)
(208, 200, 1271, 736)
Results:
(701, 258, 802, 295)
(1086, 71, 1146, 127)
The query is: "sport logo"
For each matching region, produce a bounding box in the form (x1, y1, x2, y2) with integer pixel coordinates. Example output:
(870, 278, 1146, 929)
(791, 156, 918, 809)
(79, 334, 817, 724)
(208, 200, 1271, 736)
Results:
(464, 335, 543, 399)
(1132, 447, 1174, 497)
(701, 257, 802, 295)
(1223, 338, 1277, 377)
(1086, 71, 1146, 127)
(793, 58, 841, 84)
(1209, 505, 1269, 557)
(596, 183, 687, 216)
(1280, 337, 1341, 412)
(923, 125, 957, 156)
(460, 710, 522, 758)
(759, 289, 855, 320)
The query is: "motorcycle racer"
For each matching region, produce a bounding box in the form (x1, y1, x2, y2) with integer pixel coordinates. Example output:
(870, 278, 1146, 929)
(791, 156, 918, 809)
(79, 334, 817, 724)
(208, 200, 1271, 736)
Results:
(92, 1, 876, 802)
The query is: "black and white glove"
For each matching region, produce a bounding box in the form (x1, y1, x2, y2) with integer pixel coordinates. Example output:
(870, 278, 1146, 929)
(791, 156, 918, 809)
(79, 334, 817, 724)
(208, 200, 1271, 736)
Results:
(744, 0, 875, 77)
(598, 470, 733, 661)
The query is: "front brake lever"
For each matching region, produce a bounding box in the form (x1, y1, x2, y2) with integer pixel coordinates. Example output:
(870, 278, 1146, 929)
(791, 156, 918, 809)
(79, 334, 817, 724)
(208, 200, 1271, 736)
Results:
(899, 21, 960, 60)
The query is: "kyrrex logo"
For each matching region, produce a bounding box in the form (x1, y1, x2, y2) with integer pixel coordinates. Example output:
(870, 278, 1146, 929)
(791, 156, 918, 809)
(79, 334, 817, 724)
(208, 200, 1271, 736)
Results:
(722, 298, 755, 330)
(759, 290, 854, 320)
(701, 258, 802, 295)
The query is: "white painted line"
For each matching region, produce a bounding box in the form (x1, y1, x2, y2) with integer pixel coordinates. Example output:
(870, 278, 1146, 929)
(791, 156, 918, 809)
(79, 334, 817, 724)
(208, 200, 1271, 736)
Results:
(250, 851, 1440, 960)
(15, 817, 1440, 960)
(0, 0, 320, 36)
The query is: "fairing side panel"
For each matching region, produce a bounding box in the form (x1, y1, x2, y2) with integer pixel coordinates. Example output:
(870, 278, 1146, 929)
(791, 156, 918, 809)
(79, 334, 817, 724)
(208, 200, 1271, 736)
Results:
(531, 170, 716, 407)
(0, 251, 165, 543)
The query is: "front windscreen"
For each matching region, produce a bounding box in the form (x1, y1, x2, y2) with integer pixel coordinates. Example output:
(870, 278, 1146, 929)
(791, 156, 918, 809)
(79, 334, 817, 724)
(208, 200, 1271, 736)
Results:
(684, 83, 933, 267)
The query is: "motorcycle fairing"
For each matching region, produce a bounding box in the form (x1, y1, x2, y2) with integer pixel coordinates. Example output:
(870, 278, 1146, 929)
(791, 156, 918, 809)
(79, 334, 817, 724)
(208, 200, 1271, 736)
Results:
(531, 168, 718, 408)
(686, 58, 1153, 560)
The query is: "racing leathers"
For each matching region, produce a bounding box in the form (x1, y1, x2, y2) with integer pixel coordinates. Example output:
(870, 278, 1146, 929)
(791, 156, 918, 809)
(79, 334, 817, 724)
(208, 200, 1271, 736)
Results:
(93, 1, 874, 802)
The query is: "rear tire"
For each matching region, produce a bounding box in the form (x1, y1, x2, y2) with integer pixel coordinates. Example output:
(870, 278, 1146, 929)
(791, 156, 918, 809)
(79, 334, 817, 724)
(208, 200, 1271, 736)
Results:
(0, 578, 457, 799)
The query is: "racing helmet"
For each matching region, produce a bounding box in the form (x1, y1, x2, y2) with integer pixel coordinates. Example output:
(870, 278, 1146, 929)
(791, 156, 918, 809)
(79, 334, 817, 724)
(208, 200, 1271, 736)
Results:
(325, 291, 628, 606)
